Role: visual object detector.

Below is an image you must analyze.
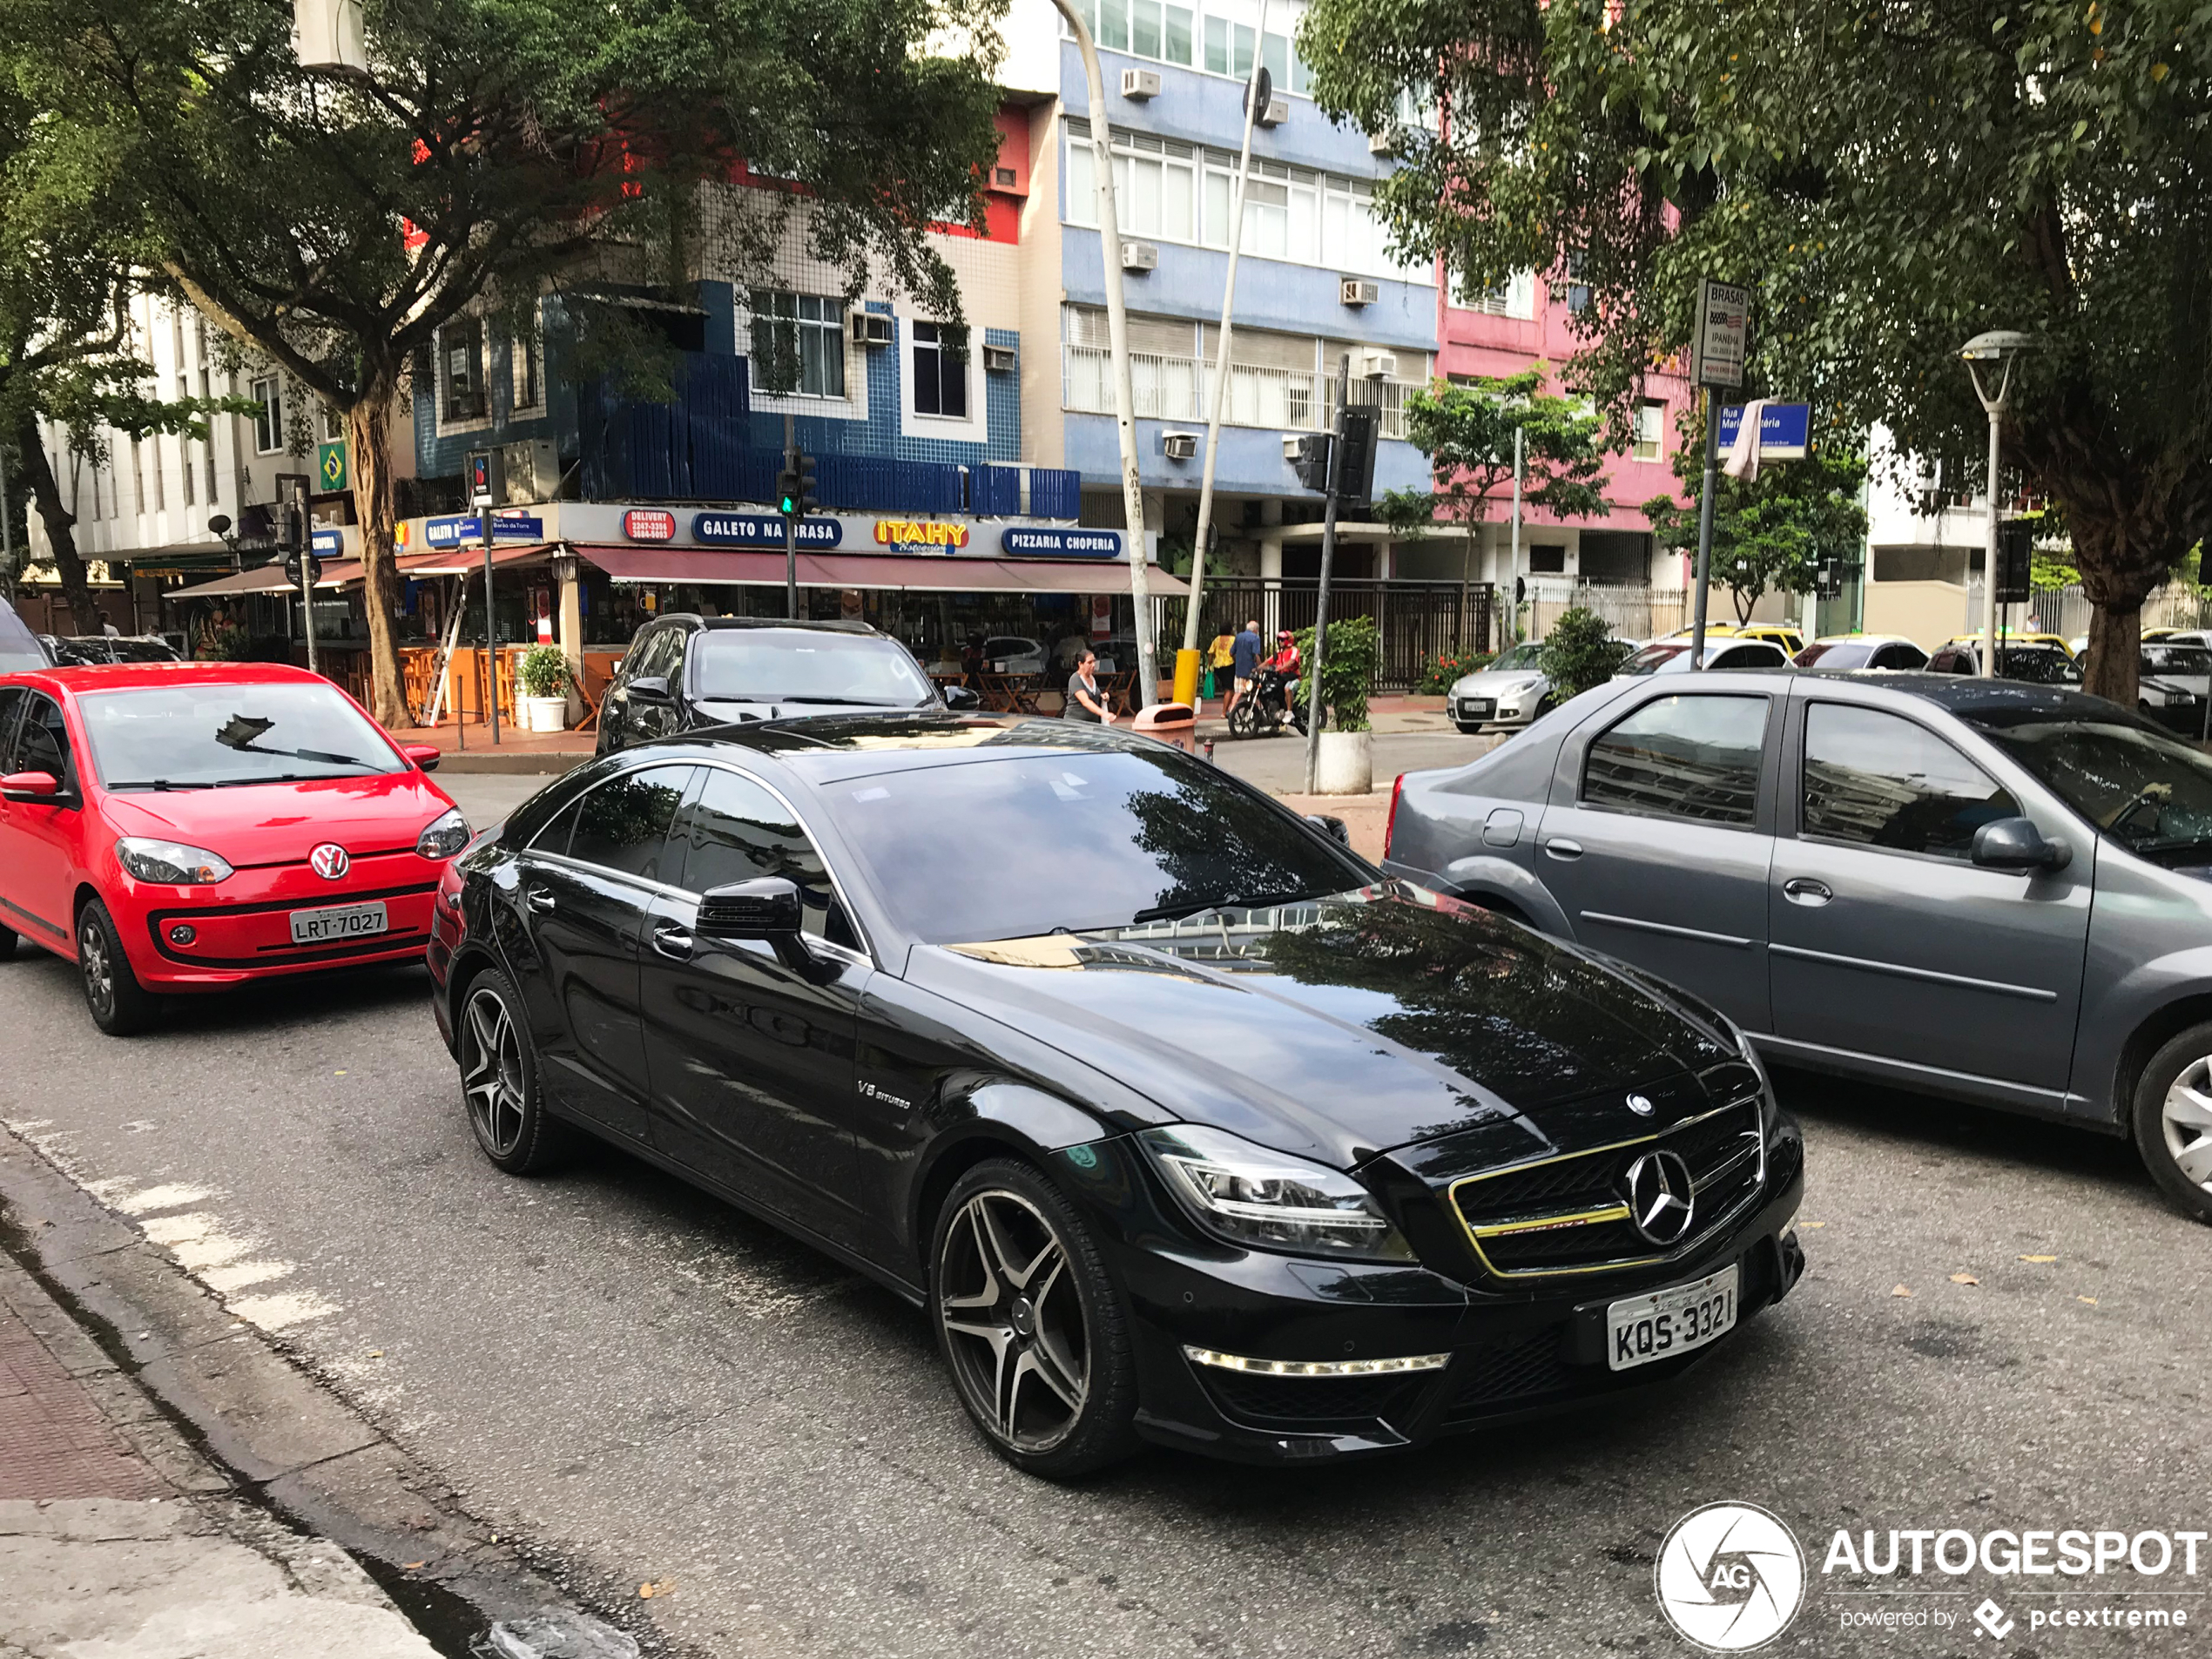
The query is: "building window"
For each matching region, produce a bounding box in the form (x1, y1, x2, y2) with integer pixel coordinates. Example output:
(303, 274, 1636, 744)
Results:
(318, 403, 345, 442)
(1465, 270, 1537, 320)
(748, 291, 845, 399)
(1564, 252, 1592, 315)
(1635, 402, 1666, 462)
(180, 436, 194, 507)
(912, 323, 969, 420)
(251, 375, 283, 454)
(442, 320, 486, 422)
(511, 320, 543, 411)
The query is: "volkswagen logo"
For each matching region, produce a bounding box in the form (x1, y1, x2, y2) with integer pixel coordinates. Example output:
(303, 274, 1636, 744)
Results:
(1623, 1150, 1696, 1246)
(309, 843, 351, 880)
(1626, 1092, 1656, 1116)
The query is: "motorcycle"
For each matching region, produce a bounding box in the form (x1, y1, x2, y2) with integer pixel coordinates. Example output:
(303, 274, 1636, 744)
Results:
(1227, 663, 1309, 738)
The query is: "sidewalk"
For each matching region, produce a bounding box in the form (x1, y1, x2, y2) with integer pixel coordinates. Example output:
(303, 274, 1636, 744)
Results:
(0, 1243, 442, 1657)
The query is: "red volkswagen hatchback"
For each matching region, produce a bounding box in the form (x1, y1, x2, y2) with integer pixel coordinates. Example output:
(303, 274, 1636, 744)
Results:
(0, 662, 469, 1034)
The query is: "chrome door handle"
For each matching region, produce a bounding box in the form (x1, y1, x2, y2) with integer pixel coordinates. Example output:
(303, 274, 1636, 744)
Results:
(1544, 838, 1583, 860)
(651, 922, 694, 960)
(1782, 877, 1832, 905)
(524, 888, 556, 914)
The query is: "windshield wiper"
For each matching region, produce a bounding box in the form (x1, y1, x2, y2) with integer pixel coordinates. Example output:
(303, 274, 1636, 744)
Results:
(776, 696, 900, 706)
(106, 779, 216, 791)
(1131, 889, 1331, 925)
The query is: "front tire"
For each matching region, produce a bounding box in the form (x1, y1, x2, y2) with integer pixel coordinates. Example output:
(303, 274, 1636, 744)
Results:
(457, 969, 569, 1173)
(0, 920, 17, 961)
(2132, 1022, 2212, 1224)
(1226, 697, 1257, 739)
(77, 900, 155, 1036)
(930, 1158, 1140, 1479)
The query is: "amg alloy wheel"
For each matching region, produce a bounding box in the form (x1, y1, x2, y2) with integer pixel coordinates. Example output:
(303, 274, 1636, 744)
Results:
(2134, 1022, 2212, 1224)
(931, 1160, 1138, 1477)
(457, 969, 567, 1174)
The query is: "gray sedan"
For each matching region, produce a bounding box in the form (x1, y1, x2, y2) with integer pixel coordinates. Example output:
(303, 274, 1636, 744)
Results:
(1382, 669, 2212, 1223)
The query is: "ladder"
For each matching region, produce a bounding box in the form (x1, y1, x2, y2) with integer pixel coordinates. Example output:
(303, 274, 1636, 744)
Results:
(421, 574, 470, 727)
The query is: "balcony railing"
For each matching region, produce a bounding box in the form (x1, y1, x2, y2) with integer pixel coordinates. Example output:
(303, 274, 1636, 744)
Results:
(1062, 345, 1413, 439)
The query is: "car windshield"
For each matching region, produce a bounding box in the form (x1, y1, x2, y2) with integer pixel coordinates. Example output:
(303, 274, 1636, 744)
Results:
(1621, 643, 1689, 676)
(1996, 648, 2082, 685)
(690, 631, 934, 707)
(828, 746, 1372, 944)
(2143, 645, 2211, 678)
(78, 682, 403, 788)
(1798, 640, 1873, 669)
(1965, 711, 2212, 861)
(1488, 643, 1544, 672)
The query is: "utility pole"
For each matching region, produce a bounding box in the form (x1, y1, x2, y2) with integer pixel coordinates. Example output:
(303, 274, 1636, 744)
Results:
(1053, 0, 1157, 706)
(467, 449, 501, 744)
(1508, 426, 1524, 644)
(1688, 279, 1750, 671)
(780, 415, 799, 620)
(1302, 355, 1352, 795)
(287, 478, 318, 678)
(1689, 388, 1720, 668)
(1178, 0, 1271, 695)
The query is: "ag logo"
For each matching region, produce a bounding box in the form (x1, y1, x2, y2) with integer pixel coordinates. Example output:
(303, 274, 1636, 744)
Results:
(1654, 1502, 1804, 1651)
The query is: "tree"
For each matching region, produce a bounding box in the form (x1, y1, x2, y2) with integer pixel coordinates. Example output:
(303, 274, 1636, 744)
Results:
(1379, 368, 1610, 644)
(1642, 422, 1868, 624)
(1536, 605, 1630, 699)
(13, 0, 1006, 723)
(1301, 0, 2211, 702)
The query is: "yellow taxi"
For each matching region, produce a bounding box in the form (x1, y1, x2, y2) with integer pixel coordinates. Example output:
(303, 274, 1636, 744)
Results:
(1944, 630, 2075, 658)
(1666, 622, 1807, 657)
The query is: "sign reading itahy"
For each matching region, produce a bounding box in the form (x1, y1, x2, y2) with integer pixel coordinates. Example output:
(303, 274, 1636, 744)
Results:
(873, 519, 970, 552)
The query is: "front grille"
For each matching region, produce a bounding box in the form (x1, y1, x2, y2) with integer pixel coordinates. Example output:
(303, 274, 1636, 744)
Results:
(1195, 1366, 1426, 1427)
(1448, 1098, 1764, 1282)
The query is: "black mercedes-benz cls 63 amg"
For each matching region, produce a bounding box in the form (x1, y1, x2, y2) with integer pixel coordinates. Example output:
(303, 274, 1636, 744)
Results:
(428, 714, 1804, 1477)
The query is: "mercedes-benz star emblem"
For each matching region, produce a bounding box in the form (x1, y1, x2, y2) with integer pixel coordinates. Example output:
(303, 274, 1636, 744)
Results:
(1623, 1150, 1696, 1246)
(309, 843, 351, 880)
(1626, 1093, 1656, 1116)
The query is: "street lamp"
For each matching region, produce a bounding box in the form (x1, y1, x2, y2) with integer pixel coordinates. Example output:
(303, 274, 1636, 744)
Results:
(207, 514, 240, 573)
(1960, 330, 2034, 681)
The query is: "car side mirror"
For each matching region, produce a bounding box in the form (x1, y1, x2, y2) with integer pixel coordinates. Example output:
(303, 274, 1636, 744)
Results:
(399, 742, 442, 772)
(698, 876, 803, 939)
(942, 684, 981, 711)
(625, 675, 671, 704)
(0, 770, 59, 801)
(1972, 816, 2072, 873)
(1305, 813, 1351, 847)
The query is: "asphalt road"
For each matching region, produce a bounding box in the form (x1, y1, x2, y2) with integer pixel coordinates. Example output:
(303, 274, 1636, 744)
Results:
(3, 864, 2206, 1655)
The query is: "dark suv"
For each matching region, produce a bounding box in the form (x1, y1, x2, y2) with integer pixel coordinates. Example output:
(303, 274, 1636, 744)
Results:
(594, 616, 977, 756)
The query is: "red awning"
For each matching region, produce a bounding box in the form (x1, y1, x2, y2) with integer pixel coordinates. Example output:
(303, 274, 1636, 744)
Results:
(575, 545, 1188, 597)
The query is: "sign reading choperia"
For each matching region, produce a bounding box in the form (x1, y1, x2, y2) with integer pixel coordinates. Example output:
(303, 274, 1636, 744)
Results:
(999, 527, 1122, 558)
(873, 520, 970, 550)
(691, 513, 845, 548)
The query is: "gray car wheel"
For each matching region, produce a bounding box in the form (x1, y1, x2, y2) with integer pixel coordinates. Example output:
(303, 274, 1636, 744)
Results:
(457, 969, 570, 1174)
(2132, 1022, 2212, 1224)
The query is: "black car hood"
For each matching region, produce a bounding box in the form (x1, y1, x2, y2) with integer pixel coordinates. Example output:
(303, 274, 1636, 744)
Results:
(907, 887, 1736, 1170)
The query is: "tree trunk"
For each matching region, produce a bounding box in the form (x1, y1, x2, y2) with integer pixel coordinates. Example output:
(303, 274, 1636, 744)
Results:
(15, 420, 100, 634)
(2082, 599, 2141, 706)
(347, 379, 410, 728)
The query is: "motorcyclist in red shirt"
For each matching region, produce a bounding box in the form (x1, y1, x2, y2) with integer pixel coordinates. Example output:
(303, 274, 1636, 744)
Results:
(1264, 630, 1301, 721)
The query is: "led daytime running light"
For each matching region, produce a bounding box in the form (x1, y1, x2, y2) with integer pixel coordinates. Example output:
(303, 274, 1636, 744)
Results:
(1183, 1346, 1449, 1378)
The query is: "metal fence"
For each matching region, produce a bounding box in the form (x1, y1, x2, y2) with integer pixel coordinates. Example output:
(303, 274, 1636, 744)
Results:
(2023, 582, 2210, 641)
(1527, 581, 1689, 644)
(1063, 346, 1415, 440)
(1152, 578, 1494, 691)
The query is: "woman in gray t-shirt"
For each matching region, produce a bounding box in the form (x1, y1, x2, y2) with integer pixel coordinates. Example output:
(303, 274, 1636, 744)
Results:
(1063, 650, 1116, 724)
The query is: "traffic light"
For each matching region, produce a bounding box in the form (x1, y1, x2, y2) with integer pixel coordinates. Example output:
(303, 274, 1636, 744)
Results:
(1335, 407, 1380, 516)
(797, 452, 818, 516)
(776, 441, 800, 518)
(1286, 433, 1332, 492)
(1996, 520, 2035, 604)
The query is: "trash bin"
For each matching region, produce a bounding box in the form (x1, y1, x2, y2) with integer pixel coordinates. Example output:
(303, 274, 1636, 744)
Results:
(1131, 701, 1197, 754)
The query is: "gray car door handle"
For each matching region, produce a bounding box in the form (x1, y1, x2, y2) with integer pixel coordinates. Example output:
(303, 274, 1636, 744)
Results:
(651, 922, 695, 961)
(1544, 838, 1583, 860)
(524, 888, 556, 914)
(1783, 877, 1833, 905)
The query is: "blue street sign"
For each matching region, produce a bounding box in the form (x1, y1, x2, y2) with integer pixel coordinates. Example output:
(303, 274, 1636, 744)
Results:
(1715, 402, 1811, 459)
(310, 529, 344, 557)
(1000, 527, 1123, 558)
(423, 513, 545, 548)
(692, 512, 845, 548)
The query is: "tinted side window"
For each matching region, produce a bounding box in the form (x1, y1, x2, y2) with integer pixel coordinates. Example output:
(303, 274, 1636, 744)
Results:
(0, 688, 24, 765)
(1801, 705, 2019, 860)
(624, 627, 674, 685)
(678, 768, 859, 948)
(566, 765, 694, 881)
(1583, 695, 1770, 826)
(528, 797, 583, 857)
(1873, 644, 1927, 670)
(13, 693, 71, 777)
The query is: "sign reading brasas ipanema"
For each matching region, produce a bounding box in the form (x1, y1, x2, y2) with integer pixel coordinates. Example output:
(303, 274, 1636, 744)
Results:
(1691, 278, 1751, 389)
(692, 512, 844, 548)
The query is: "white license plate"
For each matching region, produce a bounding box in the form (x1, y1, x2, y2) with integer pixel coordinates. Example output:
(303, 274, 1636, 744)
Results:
(288, 901, 389, 945)
(1462, 698, 1494, 718)
(1606, 1264, 1738, 1372)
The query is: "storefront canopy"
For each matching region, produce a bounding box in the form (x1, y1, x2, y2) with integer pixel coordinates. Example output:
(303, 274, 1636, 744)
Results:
(577, 545, 1190, 597)
(397, 543, 553, 577)
(167, 560, 363, 598)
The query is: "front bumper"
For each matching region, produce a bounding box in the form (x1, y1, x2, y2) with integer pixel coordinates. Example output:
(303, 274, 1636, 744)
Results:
(120, 850, 443, 988)
(1062, 1133, 1805, 1466)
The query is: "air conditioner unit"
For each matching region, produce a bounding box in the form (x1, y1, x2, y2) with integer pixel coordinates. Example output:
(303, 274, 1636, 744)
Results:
(1120, 239, 1159, 273)
(500, 437, 559, 503)
(1358, 349, 1397, 381)
(1255, 96, 1290, 127)
(847, 312, 894, 347)
(982, 343, 1017, 373)
(1121, 67, 1162, 100)
(1162, 431, 1199, 461)
(1368, 128, 1399, 156)
(1340, 278, 1379, 307)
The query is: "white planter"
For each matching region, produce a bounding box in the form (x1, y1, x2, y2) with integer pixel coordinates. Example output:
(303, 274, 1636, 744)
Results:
(1313, 729, 1373, 796)
(518, 694, 568, 733)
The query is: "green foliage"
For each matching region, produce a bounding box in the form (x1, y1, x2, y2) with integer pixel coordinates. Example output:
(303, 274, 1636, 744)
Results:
(1538, 609, 1631, 701)
(1643, 426, 1868, 623)
(1299, 0, 2212, 698)
(1292, 614, 1381, 732)
(1415, 650, 1494, 695)
(2031, 551, 2081, 594)
(518, 645, 571, 699)
(1381, 368, 1611, 563)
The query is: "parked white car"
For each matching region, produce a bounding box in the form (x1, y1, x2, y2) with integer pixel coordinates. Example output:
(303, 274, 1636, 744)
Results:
(1447, 641, 1552, 734)
(980, 634, 1047, 675)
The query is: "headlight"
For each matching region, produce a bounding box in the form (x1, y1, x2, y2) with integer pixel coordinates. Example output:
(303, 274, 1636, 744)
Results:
(1139, 1124, 1413, 1260)
(415, 807, 471, 860)
(116, 837, 233, 885)
(1506, 677, 1542, 694)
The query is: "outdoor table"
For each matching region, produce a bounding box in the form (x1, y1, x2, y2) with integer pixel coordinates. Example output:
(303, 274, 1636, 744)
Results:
(975, 672, 1043, 714)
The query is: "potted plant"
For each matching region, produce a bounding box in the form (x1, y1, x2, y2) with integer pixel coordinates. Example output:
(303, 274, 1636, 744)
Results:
(516, 644, 571, 732)
(1292, 615, 1380, 795)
